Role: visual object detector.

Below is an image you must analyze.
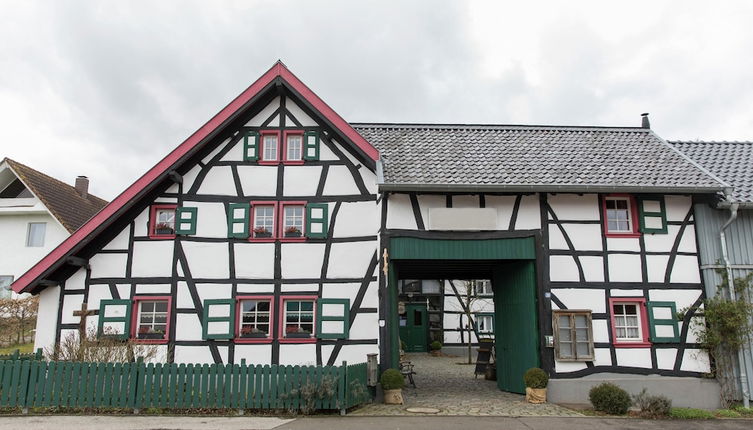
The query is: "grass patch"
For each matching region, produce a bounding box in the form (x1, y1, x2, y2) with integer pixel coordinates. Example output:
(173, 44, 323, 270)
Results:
(716, 409, 742, 418)
(732, 406, 753, 417)
(670, 407, 715, 419)
(0, 343, 34, 355)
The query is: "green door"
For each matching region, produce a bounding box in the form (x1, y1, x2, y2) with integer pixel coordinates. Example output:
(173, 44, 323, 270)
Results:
(493, 261, 540, 393)
(399, 303, 428, 352)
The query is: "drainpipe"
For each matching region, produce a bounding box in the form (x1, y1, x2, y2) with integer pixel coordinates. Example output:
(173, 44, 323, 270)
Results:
(720, 201, 751, 407)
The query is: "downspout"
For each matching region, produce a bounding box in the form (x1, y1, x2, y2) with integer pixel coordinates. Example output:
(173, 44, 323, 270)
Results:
(720, 201, 751, 407)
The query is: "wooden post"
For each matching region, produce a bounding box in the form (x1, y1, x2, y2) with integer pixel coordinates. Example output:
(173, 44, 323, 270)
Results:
(72, 303, 97, 339)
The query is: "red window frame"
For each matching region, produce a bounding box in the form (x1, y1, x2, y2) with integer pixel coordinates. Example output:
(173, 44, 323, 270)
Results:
(279, 295, 317, 344)
(282, 130, 305, 165)
(235, 295, 275, 344)
(259, 130, 281, 165)
(278, 201, 307, 243)
(608, 297, 651, 347)
(131, 296, 172, 344)
(149, 204, 177, 240)
(602, 194, 640, 238)
(250, 201, 279, 242)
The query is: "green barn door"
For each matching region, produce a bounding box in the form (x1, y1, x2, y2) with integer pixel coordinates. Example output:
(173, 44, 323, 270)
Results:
(493, 261, 540, 393)
(399, 303, 428, 352)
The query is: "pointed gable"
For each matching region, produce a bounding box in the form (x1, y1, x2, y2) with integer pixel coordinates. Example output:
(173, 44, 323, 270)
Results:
(12, 61, 378, 294)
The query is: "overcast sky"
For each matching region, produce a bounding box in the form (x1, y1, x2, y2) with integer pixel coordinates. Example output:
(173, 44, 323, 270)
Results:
(2, 1, 752, 200)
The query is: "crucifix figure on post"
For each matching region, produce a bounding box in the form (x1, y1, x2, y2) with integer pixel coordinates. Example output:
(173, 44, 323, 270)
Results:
(72, 302, 97, 339)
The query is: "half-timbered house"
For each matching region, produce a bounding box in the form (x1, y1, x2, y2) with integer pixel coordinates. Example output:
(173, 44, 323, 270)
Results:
(12, 62, 727, 407)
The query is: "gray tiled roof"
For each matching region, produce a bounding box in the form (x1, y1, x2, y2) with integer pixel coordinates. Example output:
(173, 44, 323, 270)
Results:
(353, 124, 726, 193)
(671, 141, 753, 203)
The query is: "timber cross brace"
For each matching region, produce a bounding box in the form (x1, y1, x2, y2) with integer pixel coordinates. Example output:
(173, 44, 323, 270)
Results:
(72, 303, 97, 338)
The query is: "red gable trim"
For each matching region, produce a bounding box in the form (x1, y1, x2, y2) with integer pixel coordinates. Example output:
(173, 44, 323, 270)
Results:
(12, 61, 378, 294)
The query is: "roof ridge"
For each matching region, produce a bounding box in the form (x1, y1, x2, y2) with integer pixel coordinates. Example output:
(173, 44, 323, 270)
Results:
(5, 158, 107, 205)
(351, 122, 647, 131)
(669, 140, 753, 145)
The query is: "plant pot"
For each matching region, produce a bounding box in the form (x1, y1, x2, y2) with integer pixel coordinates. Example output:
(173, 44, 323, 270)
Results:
(484, 365, 496, 381)
(430, 350, 441, 357)
(254, 232, 272, 238)
(525, 387, 547, 404)
(383, 388, 403, 405)
(286, 332, 311, 338)
(241, 332, 268, 338)
(285, 231, 302, 238)
(138, 332, 165, 340)
(155, 228, 174, 235)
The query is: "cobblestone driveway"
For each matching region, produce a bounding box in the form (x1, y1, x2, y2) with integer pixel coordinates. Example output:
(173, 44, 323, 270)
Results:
(350, 353, 581, 417)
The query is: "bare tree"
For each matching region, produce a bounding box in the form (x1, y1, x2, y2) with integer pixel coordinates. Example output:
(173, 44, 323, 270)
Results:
(448, 280, 481, 364)
(0, 296, 39, 345)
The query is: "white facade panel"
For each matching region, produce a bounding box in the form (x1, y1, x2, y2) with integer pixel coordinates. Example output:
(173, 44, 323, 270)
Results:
(64, 267, 87, 290)
(515, 195, 541, 230)
(606, 237, 640, 252)
(220, 139, 244, 162)
(279, 344, 316, 365)
(281, 243, 325, 279)
(615, 348, 652, 368)
(548, 194, 600, 220)
(102, 228, 130, 251)
(234, 344, 273, 365)
(333, 202, 377, 237)
(562, 224, 603, 251)
(281, 283, 318, 292)
(664, 195, 692, 222)
(237, 283, 275, 294)
(327, 242, 376, 278)
(187, 202, 227, 238)
(646, 255, 670, 283)
(549, 256, 580, 282)
(580, 256, 605, 282)
(592, 319, 610, 343)
(336, 345, 380, 365)
(175, 313, 203, 341)
(484, 195, 516, 230)
(61, 293, 84, 324)
(283, 166, 322, 197)
(610, 289, 644, 297)
(87, 284, 114, 312)
(245, 96, 280, 126)
(548, 226, 568, 250)
(452, 195, 479, 208)
(350, 313, 379, 339)
(197, 166, 236, 196)
(201, 138, 231, 165)
(656, 348, 678, 370)
(670, 256, 702, 283)
(323, 166, 360, 196)
(33, 286, 60, 352)
(551, 288, 606, 313)
(644, 225, 680, 252)
(135, 284, 171, 294)
(416, 195, 445, 228)
(174, 345, 216, 364)
(386, 194, 416, 230)
(236, 166, 278, 196)
(195, 284, 232, 302)
(131, 241, 174, 278)
(608, 254, 642, 282)
(182, 241, 229, 280)
(89, 253, 128, 279)
(428, 208, 497, 231)
(681, 349, 711, 373)
(594, 348, 613, 366)
(285, 100, 317, 126)
(234, 243, 275, 279)
(555, 361, 587, 372)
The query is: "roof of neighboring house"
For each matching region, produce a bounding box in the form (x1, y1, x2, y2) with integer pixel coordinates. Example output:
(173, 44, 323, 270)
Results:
(354, 123, 728, 193)
(670, 140, 753, 204)
(2, 158, 108, 232)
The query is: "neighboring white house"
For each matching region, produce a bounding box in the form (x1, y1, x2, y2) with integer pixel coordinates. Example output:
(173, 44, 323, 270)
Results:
(0, 158, 107, 299)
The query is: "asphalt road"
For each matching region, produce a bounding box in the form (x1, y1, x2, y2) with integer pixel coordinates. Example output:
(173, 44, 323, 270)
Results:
(0, 415, 751, 430)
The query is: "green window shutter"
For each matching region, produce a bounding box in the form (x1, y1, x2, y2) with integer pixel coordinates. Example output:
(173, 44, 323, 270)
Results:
(303, 131, 320, 161)
(647, 301, 680, 342)
(243, 131, 260, 161)
(227, 203, 250, 238)
(98, 299, 132, 340)
(316, 298, 349, 339)
(305, 203, 328, 239)
(638, 196, 667, 234)
(202, 299, 236, 340)
(175, 207, 198, 235)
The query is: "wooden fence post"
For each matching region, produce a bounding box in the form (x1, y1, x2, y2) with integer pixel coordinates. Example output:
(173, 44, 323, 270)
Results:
(340, 361, 347, 416)
(133, 357, 144, 414)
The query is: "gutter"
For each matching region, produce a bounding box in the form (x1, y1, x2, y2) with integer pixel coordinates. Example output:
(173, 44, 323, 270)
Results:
(378, 182, 726, 194)
(720, 199, 751, 408)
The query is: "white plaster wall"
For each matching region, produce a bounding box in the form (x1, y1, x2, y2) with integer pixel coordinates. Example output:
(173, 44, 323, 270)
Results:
(428, 208, 497, 231)
(279, 344, 316, 365)
(386, 194, 417, 230)
(644, 226, 680, 252)
(185, 202, 227, 238)
(515, 194, 541, 230)
(606, 237, 640, 252)
(175, 313, 203, 341)
(195, 284, 232, 302)
(452, 195, 479, 208)
(615, 348, 652, 368)
(332, 345, 380, 365)
(548, 227, 568, 250)
(551, 288, 606, 313)
(182, 165, 202, 193)
(133, 208, 150, 237)
(610, 289, 644, 297)
(322, 166, 361, 196)
(665, 195, 692, 221)
(220, 139, 244, 162)
(646, 255, 670, 282)
(61, 293, 84, 324)
(443, 331, 462, 344)
(236, 166, 278, 196)
(416, 195, 446, 228)
(562, 224, 603, 251)
(547, 194, 600, 220)
(549, 256, 580, 282)
(656, 348, 678, 370)
(154, 197, 178, 204)
(681, 349, 710, 373)
(201, 138, 231, 165)
(555, 361, 587, 372)
(86, 284, 114, 314)
(327, 242, 376, 278)
(197, 166, 236, 196)
(581, 256, 605, 282)
(281, 243, 325, 278)
(286, 100, 317, 126)
(174, 345, 216, 364)
(234, 243, 275, 279)
(283, 166, 322, 196)
(131, 241, 174, 278)
(0, 213, 69, 281)
(64, 267, 87, 291)
(678, 227, 697, 253)
(484, 195, 516, 229)
(607, 254, 642, 282)
(33, 285, 60, 352)
(281, 283, 318, 293)
(333, 202, 377, 237)
(592, 319, 610, 343)
(648, 290, 701, 313)
(349, 313, 379, 339)
(135, 284, 171, 294)
(234, 344, 272, 365)
(594, 348, 613, 366)
(670, 256, 702, 283)
(182, 241, 229, 279)
(176, 281, 193, 309)
(102, 227, 130, 251)
(245, 96, 280, 127)
(237, 283, 275, 294)
(89, 253, 128, 279)
(318, 141, 339, 161)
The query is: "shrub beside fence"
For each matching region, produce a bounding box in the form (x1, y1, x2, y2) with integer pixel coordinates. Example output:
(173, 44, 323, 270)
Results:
(0, 359, 369, 414)
(0, 349, 43, 362)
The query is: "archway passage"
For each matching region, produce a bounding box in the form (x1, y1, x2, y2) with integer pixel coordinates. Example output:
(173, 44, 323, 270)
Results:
(385, 235, 542, 394)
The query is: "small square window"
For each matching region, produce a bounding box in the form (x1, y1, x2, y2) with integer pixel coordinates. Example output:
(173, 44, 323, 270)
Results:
(238, 298, 273, 339)
(282, 205, 304, 238)
(262, 134, 278, 161)
(26, 222, 46, 247)
(609, 298, 650, 346)
(553, 310, 594, 361)
(134, 298, 170, 342)
(603, 195, 639, 237)
(150, 205, 177, 238)
(252, 205, 276, 238)
(477, 314, 494, 334)
(474, 280, 493, 296)
(286, 134, 303, 161)
(282, 298, 316, 339)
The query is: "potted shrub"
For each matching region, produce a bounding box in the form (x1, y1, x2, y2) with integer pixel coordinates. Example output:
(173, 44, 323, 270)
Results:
(154, 223, 174, 235)
(523, 367, 549, 403)
(380, 368, 405, 404)
(137, 326, 165, 340)
(240, 325, 267, 338)
(284, 226, 302, 238)
(285, 325, 311, 338)
(253, 226, 272, 238)
(429, 340, 442, 356)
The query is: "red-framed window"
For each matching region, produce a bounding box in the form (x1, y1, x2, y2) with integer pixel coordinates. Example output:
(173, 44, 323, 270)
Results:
(609, 298, 651, 347)
(235, 296, 274, 343)
(279, 201, 306, 242)
(149, 204, 177, 239)
(131, 296, 172, 344)
(279, 296, 317, 343)
(259, 130, 281, 165)
(283, 130, 305, 165)
(602, 194, 640, 237)
(250, 201, 279, 242)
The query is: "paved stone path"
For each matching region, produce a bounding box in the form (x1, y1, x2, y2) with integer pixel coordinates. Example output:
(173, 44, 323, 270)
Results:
(350, 353, 582, 416)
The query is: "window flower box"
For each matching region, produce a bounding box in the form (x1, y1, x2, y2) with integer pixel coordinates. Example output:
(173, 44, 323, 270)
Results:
(286, 331, 311, 338)
(284, 226, 302, 238)
(240, 326, 268, 338)
(137, 330, 165, 340)
(154, 223, 175, 235)
(253, 227, 272, 238)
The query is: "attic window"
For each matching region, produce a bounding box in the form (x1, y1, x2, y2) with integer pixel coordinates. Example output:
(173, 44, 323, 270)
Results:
(603, 195, 640, 237)
(0, 179, 32, 198)
(149, 204, 177, 239)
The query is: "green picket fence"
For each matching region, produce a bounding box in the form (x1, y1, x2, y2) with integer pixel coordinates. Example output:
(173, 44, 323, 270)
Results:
(0, 349, 43, 362)
(0, 359, 370, 413)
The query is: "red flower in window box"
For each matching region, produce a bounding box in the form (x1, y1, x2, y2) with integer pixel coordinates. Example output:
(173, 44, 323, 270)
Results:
(285, 325, 311, 338)
(154, 223, 175, 235)
(240, 325, 267, 338)
(253, 226, 272, 238)
(284, 226, 302, 238)
(137, 325, 165, 340)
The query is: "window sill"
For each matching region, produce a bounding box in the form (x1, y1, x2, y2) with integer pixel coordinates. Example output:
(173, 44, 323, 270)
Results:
(279, 337, 316, 344)
(604, 232, 641, 238)
(149, 234, 176, 240)
(249, 237, 277, 243)
(258, 160, 280, 166)
(235, 337, 274, 344)
(613, 341, 651, 348)
(282, 160, 305, 166)
(279, 237, 307, 243)
(132, 338, 169, 345)
(555, 357, 595, 362)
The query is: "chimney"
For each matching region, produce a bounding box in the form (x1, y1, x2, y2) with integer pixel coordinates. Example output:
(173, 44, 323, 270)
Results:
(75, 176, 89, 199)
(641, 113, 650, 129)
